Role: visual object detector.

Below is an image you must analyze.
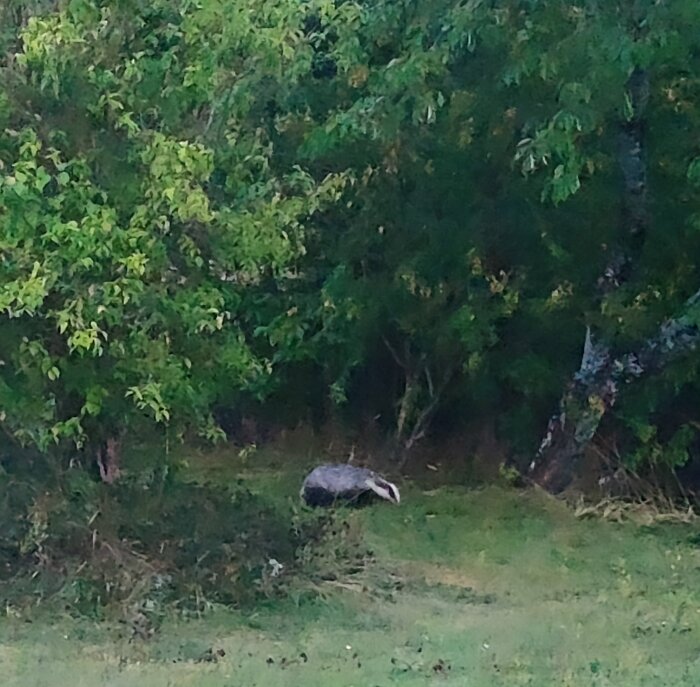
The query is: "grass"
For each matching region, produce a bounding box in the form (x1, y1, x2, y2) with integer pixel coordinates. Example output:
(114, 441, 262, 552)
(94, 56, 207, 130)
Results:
(1, 446, 699, 686)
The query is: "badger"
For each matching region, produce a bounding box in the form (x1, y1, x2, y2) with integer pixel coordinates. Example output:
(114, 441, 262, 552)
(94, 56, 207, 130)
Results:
(300, 464, 401, 508)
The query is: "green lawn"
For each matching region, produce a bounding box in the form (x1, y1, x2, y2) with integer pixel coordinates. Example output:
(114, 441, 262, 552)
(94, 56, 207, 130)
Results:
(2, 449, 699, 686)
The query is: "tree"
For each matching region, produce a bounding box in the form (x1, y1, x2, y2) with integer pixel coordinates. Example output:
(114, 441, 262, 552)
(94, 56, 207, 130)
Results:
(0, 0, 347, 475)
(516, 0, 700, 490)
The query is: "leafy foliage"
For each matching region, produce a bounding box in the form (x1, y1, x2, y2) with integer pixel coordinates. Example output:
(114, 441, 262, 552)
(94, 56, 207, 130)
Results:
(2, 0, 700, 476)
(0, 0, 348, 454)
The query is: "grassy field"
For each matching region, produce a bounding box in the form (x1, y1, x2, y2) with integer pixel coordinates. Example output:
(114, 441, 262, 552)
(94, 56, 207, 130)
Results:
(1, 448, 699, 686)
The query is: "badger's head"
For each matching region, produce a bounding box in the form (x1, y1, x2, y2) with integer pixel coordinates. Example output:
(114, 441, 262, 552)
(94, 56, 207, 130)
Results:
(366, 476, 400, 505)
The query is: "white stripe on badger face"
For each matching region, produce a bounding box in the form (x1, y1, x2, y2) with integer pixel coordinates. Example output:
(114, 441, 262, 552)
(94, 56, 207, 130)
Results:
(387, 483, 400, 504)
(366, 478, 400, 504)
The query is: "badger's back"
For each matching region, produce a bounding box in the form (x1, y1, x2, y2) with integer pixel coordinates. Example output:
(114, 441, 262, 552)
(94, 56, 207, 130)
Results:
(303, 464, 374, 490)
(301, 464, 376, 507)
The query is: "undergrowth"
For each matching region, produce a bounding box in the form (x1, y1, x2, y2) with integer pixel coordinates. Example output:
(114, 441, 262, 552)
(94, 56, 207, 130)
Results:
(0, 448, 370, 629)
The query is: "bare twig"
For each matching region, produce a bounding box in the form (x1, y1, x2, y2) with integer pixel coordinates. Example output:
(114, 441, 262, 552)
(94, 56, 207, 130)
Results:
(382, 335, 406, 369)
(424, 365, 434, 398)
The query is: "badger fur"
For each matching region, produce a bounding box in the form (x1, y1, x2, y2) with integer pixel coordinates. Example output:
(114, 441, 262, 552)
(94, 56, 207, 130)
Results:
(300, 464, 400, 508)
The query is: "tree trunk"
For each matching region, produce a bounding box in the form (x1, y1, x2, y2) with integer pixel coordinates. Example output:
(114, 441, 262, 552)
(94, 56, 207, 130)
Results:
(383, 337, 453, 467)
(530, 68, 650, 492)
(532, 290, 700, 493)
(97, 437, 121, 484)
(530, 328, 615, 492)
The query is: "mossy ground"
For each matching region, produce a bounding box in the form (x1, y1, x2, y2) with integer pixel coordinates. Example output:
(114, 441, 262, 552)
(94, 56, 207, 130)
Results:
(1, 446, 699, 686)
